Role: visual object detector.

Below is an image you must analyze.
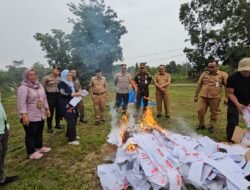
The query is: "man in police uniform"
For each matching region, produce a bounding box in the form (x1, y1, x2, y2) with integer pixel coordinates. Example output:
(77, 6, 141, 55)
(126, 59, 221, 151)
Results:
(70, 69, 87, 123)
(43, 65, 62, 133)
(194, 60, 228, 133)
(154, 65, 171, 118)
(134, 62, 152, 114)
(89, 69, 108, 125)
(114, 64, 131, 112)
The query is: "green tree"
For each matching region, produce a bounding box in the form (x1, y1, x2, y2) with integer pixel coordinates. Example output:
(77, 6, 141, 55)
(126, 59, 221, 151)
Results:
(68, 0, 127, 80)
(179, 0, 250, 72)
(32, 62, 50, 81)
(34, 29, 72, 69)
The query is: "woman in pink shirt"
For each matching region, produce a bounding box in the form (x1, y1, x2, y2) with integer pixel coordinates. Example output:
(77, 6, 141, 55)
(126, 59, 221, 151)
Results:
(17, 68, 51, 159)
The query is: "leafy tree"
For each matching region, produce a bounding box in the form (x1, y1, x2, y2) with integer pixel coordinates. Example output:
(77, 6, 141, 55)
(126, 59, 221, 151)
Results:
(68, 0, 127, 80)
(34, 0, 127, 84)
(34, 29, 72, 69)
(179, 0, 250, 72)
(32, 62, 50, 81)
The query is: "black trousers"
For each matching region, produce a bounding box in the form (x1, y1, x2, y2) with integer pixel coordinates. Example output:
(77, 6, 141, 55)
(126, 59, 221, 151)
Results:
(65, 109, 77, 142)
(226, 106, 239, 142)
(0, 129, 8, 181)
(136, 89, 149, 112)
(46, 92, 61, 129)
(23, 120, 44, 154)
(115, 93, 129, 111)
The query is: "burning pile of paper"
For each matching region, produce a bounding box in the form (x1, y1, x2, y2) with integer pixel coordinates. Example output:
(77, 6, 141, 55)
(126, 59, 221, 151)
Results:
(98, 107, 250, 190)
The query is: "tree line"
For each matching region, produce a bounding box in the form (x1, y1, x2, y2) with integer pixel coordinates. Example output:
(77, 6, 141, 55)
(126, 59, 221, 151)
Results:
(179, 0, 250, 72)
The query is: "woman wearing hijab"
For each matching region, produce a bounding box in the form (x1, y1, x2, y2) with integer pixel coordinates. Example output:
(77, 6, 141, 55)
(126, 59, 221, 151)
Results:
(17, 68, 51, 159)
(58, 69, 81, 145)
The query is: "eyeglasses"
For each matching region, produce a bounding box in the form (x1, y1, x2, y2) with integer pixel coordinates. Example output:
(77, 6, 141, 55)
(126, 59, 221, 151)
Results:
(208, 66, 215, 68)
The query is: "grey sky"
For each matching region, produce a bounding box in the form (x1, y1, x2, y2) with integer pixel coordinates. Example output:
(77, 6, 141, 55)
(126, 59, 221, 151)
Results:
(0, 0, 189, 69)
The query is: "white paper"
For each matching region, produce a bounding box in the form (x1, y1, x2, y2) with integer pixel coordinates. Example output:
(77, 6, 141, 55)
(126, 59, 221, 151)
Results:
(97, 164, 127, 190)
(243, 107, 250, 128)
(187, 161, 204, 186)
(81, 89, 89, 97)
(69, 96, 81, 107)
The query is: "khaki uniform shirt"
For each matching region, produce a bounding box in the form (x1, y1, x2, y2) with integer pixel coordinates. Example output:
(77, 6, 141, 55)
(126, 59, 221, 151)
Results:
(114, 72, 131, 94)
(42, 73, 60, 93)
(154, 72, 171, 92)
(89, 76, 107, 94)
(195, 70, 228, 98)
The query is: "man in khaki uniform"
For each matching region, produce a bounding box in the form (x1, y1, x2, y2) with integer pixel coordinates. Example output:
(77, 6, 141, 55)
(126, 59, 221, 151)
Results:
(42, 65, 62, 133)
(89, 69, 108, 125)
(194, 60, 228, 133)
(154, 65, 171, 118)
(70, 69, 87, 123)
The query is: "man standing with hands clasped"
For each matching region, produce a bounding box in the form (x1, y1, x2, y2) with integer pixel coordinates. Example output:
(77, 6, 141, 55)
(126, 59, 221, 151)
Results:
(134, 62, 152, 115)
(154, 65, 171, 118)
(194, 60, 228, 133)
(226, 58, 250, 142)
(89, 69, 108, 125)
(114, 64, 131, 113)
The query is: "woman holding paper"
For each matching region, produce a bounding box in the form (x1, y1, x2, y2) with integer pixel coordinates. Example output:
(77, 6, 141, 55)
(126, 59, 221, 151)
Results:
(58, 69, 81, 145)
(17, 68, 51, 159)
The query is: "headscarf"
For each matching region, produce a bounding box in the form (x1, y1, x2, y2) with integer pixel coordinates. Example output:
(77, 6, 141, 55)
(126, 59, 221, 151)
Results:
(21, 68, 40, 89)
(60, 69, 75, 93)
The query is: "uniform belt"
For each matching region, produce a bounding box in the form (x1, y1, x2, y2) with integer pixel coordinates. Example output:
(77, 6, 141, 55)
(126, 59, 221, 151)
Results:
(93, 92, 106, 96)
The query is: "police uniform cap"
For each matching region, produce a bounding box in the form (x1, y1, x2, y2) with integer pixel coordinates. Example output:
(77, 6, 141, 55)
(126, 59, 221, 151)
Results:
(140, 62, 147, 68)
(52, 65, 61, 70)
(121, 64, 127, 68)
(238, 58, 250, 71)
(95, 68, 102, 73)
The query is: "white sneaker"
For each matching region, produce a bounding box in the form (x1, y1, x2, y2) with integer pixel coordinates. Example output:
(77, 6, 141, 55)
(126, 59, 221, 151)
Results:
(76, 136, 80, 140)
(68, 140, 80, 145)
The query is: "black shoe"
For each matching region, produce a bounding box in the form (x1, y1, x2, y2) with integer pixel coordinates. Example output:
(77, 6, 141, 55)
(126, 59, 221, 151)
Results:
(95, 121, 100, 125)
(196, 125, 205, 130)
(79, 119, 88, 123)
(156, 114, 161, 118)
(100, 119, 105, 123)
(208, 127, 214, 133)
(48, 128, 54, 133)
(165, 115, 170, 118)
(55, 125, 63, 129)
(0, 176, 19, 186)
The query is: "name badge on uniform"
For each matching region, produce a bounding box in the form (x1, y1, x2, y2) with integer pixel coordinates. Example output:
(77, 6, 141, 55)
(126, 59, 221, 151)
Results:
(215, 82, 219, 87)
(37, 99, 43, 109)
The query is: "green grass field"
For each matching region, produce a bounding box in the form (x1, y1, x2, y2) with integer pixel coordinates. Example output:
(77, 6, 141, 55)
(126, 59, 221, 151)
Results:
(1, 84, 242, 189)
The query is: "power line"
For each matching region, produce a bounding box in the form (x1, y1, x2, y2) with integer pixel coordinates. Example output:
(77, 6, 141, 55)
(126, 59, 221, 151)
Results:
(124, 48, 183, 60)
(148, 54, 185, 63)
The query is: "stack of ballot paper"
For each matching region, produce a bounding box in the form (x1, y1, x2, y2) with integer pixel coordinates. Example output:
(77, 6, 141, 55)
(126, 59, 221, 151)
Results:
(98, 129, 250, 190)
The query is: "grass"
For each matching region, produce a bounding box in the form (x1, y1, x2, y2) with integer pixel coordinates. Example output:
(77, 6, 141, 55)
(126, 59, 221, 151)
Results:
(1, 84, 244, 189)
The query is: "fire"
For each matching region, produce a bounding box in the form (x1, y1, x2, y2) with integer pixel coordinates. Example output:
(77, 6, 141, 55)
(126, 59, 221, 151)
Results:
(119, 106, 166, 149)
(143, 106, 157, 127)
(120, 111, 128, 124)
(127, 144, 137, 152)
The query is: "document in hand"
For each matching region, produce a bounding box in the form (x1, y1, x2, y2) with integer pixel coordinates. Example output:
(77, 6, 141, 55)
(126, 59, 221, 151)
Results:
(69, 96, 82, 107)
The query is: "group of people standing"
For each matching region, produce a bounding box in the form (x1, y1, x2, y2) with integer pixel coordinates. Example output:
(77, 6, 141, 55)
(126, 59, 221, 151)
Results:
(194, 58, 250, 143)
(1, 57, 249, 186)
(114, 62, 171, 118)
(16, 67, 87, 160)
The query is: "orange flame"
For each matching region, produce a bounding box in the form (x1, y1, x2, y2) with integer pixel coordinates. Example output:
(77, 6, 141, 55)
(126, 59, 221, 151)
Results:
(127, 144, 137, 151)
